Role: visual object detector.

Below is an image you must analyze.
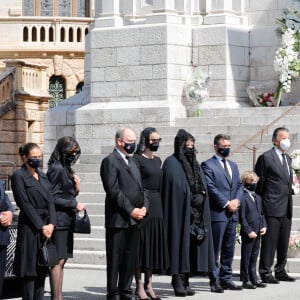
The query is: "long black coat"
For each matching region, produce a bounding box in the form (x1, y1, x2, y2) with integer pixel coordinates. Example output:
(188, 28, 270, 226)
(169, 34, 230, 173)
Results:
(11, 165, 56, 277)
(162, 155, 215, 275)
(47, 162, 78, 230)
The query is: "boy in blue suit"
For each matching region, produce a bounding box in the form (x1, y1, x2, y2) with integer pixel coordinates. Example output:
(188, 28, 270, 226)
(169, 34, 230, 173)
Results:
(239, 171, 267, 289)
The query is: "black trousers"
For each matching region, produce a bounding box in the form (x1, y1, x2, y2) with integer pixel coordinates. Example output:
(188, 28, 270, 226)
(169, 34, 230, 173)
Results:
(106, 225, 140, 298)
(22, 275, 46, 300)
(259, 216, 291, 277)
(240, 235, 260, 283)
(0, 245, 7, 297)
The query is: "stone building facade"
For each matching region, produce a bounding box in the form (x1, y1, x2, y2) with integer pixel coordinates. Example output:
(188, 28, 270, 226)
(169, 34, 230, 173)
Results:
(44, 0, 295, 162)
(0, 0, 94, 175)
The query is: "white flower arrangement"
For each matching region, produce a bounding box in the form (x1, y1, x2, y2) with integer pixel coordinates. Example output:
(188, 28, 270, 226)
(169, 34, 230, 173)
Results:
(273, 2, 300, 105)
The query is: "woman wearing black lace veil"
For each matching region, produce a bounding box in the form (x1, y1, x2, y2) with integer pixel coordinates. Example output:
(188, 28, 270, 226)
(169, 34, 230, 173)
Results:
(47, 136, 86, 300)
(133, 127, 169, 300)
(162, 129, 215, 297)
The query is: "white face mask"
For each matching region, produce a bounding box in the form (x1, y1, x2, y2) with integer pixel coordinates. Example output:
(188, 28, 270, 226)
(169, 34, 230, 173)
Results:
(280, 138, 291, 152)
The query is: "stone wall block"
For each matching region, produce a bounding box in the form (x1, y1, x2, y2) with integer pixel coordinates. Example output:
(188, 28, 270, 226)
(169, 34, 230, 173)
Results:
(250, 26, 279, 47)
(167, 45, 190, 65)
(198, 45, 228, 65)
(117, 47, 140, 66)
(193, 26, 227, 46)
(251, 0, 278, 11)
(91, 68, 105, 82)
(228, 45, 247, 65)
(140, 45, 167, 65)
(105, 66, 153, 81)
(141, 79, 167, 96)
(117, 81, 141, 97)
(92, 48, 117, 67)
(92, 82, 117, 98)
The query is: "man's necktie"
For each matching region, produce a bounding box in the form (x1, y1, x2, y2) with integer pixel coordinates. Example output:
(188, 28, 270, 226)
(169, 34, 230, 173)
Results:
(222, 158, 232, 184)
(282, 153, 290, 180)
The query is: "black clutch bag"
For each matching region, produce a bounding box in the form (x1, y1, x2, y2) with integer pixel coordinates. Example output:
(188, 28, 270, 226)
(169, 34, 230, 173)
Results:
(74, 209, 91, 234)
(38, 239, 58, 267)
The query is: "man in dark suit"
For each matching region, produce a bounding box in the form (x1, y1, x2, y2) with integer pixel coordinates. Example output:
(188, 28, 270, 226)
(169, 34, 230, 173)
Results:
(100, 128, 147, 300)
(202, 134, 243, 292)
(255, 127, 295, 283)
(0, 180, 13, 297)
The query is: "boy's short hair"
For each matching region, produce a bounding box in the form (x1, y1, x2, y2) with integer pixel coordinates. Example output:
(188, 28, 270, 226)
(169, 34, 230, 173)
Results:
(241, 171, 259, 184)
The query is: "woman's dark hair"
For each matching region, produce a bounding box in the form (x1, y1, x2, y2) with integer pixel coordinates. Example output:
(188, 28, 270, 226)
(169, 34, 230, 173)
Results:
(19, 143, 40, 157)
(48, 136, 81, 167)
(136, 127, 158, 154)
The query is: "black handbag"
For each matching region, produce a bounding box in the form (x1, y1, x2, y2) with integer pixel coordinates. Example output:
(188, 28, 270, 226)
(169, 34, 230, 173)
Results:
(190, 220, 207, 242)
(74, 209, 91, 234)
(38, 239, 58, 267)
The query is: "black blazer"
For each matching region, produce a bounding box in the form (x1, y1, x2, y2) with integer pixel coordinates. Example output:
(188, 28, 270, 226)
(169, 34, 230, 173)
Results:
(239, 190, 267, 236)
(0, 180, 13, 246)
(47, 162, 78, 230)
(100, 149, 146, 228)
(255, 148, 293, 218)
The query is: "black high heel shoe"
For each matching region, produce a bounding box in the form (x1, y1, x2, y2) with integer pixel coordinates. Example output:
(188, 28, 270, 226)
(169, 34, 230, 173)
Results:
(135, 290, 150, 300)
(145, 290, 161, 300)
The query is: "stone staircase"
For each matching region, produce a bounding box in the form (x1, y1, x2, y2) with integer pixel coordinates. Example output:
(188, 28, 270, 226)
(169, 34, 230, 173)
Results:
(7, 106, 300, 272)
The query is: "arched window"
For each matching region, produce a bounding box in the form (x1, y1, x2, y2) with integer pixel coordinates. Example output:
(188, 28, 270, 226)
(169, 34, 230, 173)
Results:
(76, 82, 84, 94)
(32, 27, 37, 42)
(49, 27, 54, 42)
(69, 28, 74, 42)
(60, 27, 65, 42)
(77, 28, 82, 42)
(40, 26, 46, 42)
(85, 28, 89, 36)
(48, 76, 66, 108)
(23, 27, 29, 42)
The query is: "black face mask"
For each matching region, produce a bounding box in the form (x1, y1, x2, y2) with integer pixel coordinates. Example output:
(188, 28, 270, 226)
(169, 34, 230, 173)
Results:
(217, 147, 230, 157)
(245, 182, 257, 192)
(123, 142, 136, 155)
(148, 142, 159, 152)
(65, 153, 79, 166)
(183, 147, 194, 156)
(27, 158, 40, 170)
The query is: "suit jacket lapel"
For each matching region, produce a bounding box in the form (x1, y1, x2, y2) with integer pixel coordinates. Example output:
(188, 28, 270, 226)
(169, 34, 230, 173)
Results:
(113, 150, 142, 188)
(213, 156, 232, 186)
(271, 149, 291, 183)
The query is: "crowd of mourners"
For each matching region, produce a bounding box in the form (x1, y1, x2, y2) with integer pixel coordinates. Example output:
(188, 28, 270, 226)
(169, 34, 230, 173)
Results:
(0, 126, 296, 300)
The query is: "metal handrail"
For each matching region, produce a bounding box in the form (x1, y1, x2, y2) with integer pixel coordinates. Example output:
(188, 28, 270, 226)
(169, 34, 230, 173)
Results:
(0, 160, 17, 190)
(231, 102, 300, 170)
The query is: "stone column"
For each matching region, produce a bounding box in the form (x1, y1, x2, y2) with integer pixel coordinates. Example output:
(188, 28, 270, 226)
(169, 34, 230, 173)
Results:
(94, 0, 123, 27)
(146, 0, 181, 24)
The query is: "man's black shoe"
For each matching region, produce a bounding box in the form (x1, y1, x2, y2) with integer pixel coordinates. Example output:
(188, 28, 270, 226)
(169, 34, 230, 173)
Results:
(275, 273, 296, 282)
(261, 276, 279, 284)
(253, 280, 267, 288)
(242, 281, 256, 289)
(210, 283, 224, 293)
(220, 282, 243, 290)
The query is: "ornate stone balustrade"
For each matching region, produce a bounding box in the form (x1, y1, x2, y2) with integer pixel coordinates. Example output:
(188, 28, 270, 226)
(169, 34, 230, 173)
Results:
(0, 17, 93, 54)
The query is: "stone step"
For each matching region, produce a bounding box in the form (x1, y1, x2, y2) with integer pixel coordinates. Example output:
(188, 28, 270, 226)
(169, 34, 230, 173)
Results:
(68, 250, 106, 265)
(74, 237, 105, 251)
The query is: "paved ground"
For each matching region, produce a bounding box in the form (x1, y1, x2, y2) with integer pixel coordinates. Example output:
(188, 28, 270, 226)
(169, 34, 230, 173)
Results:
(2, 266, 300, 300)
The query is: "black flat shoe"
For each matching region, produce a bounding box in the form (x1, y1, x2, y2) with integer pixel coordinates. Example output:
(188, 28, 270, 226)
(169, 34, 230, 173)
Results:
(210, 283, 224, 293)
(242, 281, 256, 289)
(220, 282, 243, 290)
(275, 273, 296, 282)
(261, 276, 279, 284)
(253, 280, 267, 288)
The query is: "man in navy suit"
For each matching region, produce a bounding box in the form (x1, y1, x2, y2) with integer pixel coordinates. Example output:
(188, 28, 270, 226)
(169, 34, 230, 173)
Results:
(0, 180, 13, 297)
(101, 128, 148, 300)
(202, 134, 243, 292)
(255, 127, 295, 283)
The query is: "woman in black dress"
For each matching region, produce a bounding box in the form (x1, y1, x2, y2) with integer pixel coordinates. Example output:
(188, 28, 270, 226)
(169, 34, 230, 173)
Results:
(47, 136, 85, 300)
(11, 143, 56, 300)
(134, 127, 169, 300)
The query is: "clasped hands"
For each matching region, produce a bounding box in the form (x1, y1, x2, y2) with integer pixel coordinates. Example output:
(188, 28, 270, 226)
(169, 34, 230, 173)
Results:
(130, 207, 147, 220)
(0, 211, 13, 227)
(42, 224, 55, 239)
(227, 198, 240, 212)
